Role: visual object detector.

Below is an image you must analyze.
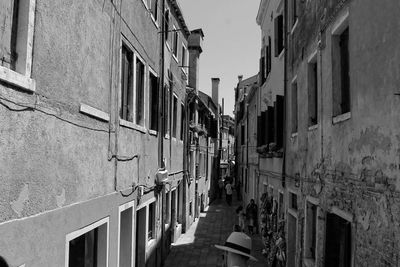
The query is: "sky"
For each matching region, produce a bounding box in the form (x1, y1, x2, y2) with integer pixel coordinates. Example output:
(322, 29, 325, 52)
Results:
(177, 0, 261, 116)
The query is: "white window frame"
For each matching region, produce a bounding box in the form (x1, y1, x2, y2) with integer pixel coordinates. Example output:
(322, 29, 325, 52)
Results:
(117, 200, 135, 267)
(65, 217, 110, 267)
(148, 0, 159, 27)
(148, 67, 158, 135)
(164, 9, 171, 50)
(172, 25, 179, 62)
(0, 0, 36, 92)
(119, 36, 148, 133)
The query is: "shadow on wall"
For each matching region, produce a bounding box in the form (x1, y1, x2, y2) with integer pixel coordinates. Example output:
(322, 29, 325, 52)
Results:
(0, 256, 9, 267)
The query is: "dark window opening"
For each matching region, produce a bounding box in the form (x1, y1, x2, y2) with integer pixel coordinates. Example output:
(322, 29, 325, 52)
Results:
(339, 27, 350, 114)
(290, 193, 297, 210)
(148, 203, 155, 241)
(291, 81, 298, 133)
(149, 72, 159, 131)
(325, 213, 352, 267)
(164, 10, 169, 42)
(274, 14, 284, 56)
(180, 103, 185, 140)
(150, 0, 158, 21)
(308, 61, 318, 126)
(305, 203, 317, 260)
(135, 57, 145, 125)
(172, 95, 177, 138)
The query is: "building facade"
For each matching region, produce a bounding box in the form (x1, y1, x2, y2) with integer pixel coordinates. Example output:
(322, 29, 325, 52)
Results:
(285, 0, 400, 266)
(0, 0, 205, 266)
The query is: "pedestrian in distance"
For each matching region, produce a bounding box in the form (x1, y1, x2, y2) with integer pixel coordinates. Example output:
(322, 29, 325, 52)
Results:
(215, 231, 258, 267)
(236, 205, 246, 232)
(246, 199, 258, 235)
(218, 178, 225, 199)
(225, 181, 233, 206)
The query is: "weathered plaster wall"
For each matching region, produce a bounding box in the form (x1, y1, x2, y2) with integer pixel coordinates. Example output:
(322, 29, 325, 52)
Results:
(286, 0, 400, 266)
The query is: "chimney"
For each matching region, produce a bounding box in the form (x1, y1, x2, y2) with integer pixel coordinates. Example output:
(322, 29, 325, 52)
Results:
(188, 29, 204, 91)
(211, 78, 220, 108)
(238, 75, 243, 83)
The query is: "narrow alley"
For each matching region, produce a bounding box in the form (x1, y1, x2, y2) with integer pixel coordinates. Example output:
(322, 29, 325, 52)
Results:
(164, 197, 266, 267)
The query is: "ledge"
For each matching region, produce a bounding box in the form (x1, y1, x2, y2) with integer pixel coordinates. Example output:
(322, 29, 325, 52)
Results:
(291, 132, 298, 138)
(304, 258, 316, 267)
(0, 66, 35, 92)
(148, 129, 158, 136)
(308, 124, 318, 131)
(79, 103, 110, 122)
(278, 49, 285, 60)
(151, 15, 159, 28)
(332, 112, 351, 125)
(290, 19, 299, 35)
(119, 119, 147, 133)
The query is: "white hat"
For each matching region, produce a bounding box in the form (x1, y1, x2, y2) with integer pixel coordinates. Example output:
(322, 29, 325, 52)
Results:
(215, 232, 258, 261)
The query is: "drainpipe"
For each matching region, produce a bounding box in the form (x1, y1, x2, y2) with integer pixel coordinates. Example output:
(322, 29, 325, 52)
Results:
(282, 0, 288, 188)
(159, 0, 166, 264)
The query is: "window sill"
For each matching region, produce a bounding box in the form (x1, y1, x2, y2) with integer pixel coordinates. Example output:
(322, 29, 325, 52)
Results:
(172, 54, 179, 63)
(151, 15, 159, 28)
(166, 43, 171, 52)
(290, 19, 299, 35)
(332, 112, 351, 124)
(291, 132, 298, 138)
(304, 258, 315, 267)
(80, 103, 110, 122)
(120, 119, 146, 133)
(0, 66, 36, 93)
(148, 129, 158, 136)
(140, 0, 148, 10)
(278, 49, 285, 60)
(165, 134, 170, 139)
(308, 124, 318, 131)
(146, 238, 157, 252)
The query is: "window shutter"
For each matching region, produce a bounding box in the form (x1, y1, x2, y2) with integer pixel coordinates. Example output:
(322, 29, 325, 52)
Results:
(261, 111, 267, 145)
(257, 115, 262, 147)
(267, 106, 275, 144)
(278, 15, 284, 53)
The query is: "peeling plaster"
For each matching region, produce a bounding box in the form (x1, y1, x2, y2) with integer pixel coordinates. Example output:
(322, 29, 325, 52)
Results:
(349, 127, 392, 155)
(11, 184, 29, 217)
(358, 210, 371, 231)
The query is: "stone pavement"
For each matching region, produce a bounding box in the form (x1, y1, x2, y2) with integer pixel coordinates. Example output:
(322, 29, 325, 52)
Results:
(163, 197, 267, 267)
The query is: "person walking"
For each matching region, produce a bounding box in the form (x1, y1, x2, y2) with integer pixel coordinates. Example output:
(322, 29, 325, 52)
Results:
(215, 231, 258, 267)
(225, 182, 233, 206)
(236, 206, 246, 232)
(246, 199, 258, 235)
(218, 178, 225, 199)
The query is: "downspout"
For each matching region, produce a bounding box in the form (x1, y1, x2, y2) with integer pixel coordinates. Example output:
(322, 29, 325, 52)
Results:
(245, 95, 249, 200)
(159, 0, 166, 264)
(282, 0, 288, 188)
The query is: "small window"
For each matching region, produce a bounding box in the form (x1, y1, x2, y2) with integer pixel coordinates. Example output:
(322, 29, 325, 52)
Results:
(150, 0, 158, 21)
(180, 102, 185, 140)
(148, 202, 155, 241)
(149, 71, 159, 131)
(289, 192, 298, 210)
(135, 57, 145, 126)
(172, 26, 178, 57)
(291, 80, 298, 133)
(291, 0, 297, 27)
(274, 14, 284, 56)
(172, 95, 178, 138)
(120, 44, 134, 122)
(332, 26, 350, 116)
(165, 191, 171, 226)
(181, 44, 188, 72)
(189, 201, 193, 216)
(66, 218, 108, 267)
(305, 202, 317, 261)
(164, 10, 170, 43)
(308, 55, 318, 126)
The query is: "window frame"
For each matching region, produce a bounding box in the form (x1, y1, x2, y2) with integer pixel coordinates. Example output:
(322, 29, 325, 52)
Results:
(291, 76, 298, 135)
(172, 94, 178, 138)
(164, 9, 170, 48)
(0, 0, 36, 92)
(304, 197, 319, 266)
(308, 51, 318, 127)
(149, 0, 159, 26)
(117, 201, 136, 267)
(331, 9, 351, 122)
(65, 217, 110, 267)
(148, 67, 159, 133)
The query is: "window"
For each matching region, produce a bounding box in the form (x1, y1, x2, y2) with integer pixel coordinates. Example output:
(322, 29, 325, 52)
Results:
(149, 71, 158, 131)
(150, 0, 158, 22)
(164, 9, 170, 43)
(148, 202, 155, 241)
(274, 14, 284, 56)
(118, 202, 134, 267)
(259, 47, 266, 84)
(308, 54, 318, 126)
(172, 26, 178, 58)
(120, 44, 134, 122)
(66, 218, 109, 267)
(0, 0, 36, 91)
(189, 201, 193, 216)
(172, 95, 178, 138)
(135, 57, 145, 126)
(181, 44, 188, 73)
(164, 191, 171, 226)
(332, 26, 350, 117)
(287, 213, 297, 267)
(289, 192, 298, 210)
(305, 202, 317, 262)
(180, 102, 185, 140)
(325, 212, 352, 267)
(291, 79, 298, 133)
(291, 0, 297, 27)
